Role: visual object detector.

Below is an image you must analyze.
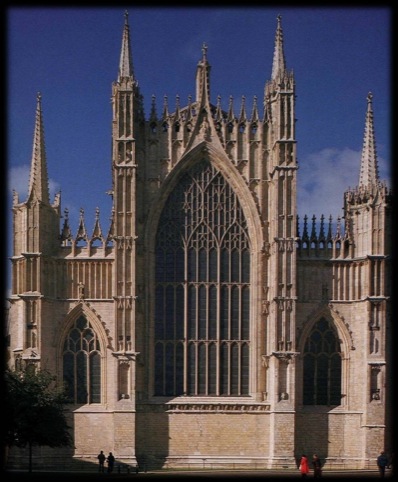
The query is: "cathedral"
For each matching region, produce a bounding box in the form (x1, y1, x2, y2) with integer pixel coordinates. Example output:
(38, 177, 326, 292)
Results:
(6, 13, 392, 471)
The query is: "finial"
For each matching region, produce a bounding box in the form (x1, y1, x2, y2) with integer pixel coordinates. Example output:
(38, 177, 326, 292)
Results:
(277, 14, 282, 22)
(202, 42, 208, 61)
(37, 92, 42, 102)
(367, 92, 373, 103)
(124, 10, 129, 25)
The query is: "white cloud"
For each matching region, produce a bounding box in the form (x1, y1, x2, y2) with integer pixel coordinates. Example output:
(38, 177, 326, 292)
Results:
(299, 147, 372, 221)
(296, 145, 391, 239)
(8, 164, 30, 200)
(8, 148, 390, 235)
(8, 163, 61, 203)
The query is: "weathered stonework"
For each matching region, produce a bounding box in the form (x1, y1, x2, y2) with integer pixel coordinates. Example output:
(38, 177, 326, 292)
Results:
(6, 13, 392, 472)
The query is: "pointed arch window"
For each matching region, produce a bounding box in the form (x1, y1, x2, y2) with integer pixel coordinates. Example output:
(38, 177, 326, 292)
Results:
(154, 159, 250, 396)
(63, 315, 101, 404)
(303, 318, 342, 405)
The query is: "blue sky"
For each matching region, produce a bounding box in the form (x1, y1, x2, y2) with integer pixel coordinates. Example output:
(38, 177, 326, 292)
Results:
(6, 7, 391, 290)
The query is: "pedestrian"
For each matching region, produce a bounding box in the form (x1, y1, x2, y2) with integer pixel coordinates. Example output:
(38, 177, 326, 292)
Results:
(312, 454, 322, 477)
(299, 454, 310, 477)
(97, 450, 106, 472)
(377, 451, 389, 478)
(107, 452, 115, 473)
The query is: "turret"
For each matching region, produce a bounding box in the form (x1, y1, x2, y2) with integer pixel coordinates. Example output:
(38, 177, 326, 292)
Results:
(111, 10, 141, 361)
(343, 93, 391, 257)
(263, 16, 298, 413)
(264, 15, 295, 146)
(11, 93, 60, 259)
(111, 11, 144, 172)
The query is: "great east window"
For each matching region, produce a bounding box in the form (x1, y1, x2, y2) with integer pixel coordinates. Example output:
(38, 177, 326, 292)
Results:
(154, 159, 250, 396)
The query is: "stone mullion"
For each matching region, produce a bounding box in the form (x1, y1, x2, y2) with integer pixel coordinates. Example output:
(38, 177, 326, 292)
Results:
(275, 171, 284, 350)
(380, 258, 385, 296)
(216, 242, 221, 396)
(193, 289, 199, 395)
(95, 262, 99, 299)
(129, 165, 137, 352)
(183, 243, 189, 396)
(351, 263, 356, 300)
(35, 255, 40, 294)
(115, 169, 126, 350)
(281, 173, 288, 346)
(283, 95, 288, 140)
(347, 263, 351, 301)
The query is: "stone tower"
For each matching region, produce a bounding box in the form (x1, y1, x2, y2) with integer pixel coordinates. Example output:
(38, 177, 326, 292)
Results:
(6, 13, 392, 471)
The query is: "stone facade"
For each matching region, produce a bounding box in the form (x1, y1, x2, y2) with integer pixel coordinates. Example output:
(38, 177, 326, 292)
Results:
(6, 13, 392, 471)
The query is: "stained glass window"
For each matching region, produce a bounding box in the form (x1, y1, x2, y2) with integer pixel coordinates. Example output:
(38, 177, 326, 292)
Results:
(155, 160, 250, 396)
(303, 318, 342, 405)
(63, 315, 101, 403)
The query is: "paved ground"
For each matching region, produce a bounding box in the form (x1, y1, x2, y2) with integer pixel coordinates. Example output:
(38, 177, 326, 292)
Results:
(2, 468, 393, 481)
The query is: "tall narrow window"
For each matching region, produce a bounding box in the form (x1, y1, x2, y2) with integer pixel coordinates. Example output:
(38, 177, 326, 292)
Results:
(63, 315, 101, 404)
(303, 317, 342, 405)
(155, 160, 250, 396)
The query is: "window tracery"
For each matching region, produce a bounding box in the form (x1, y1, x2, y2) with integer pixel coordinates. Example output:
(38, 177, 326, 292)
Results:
(303, 317, 342, 405)
(155, 160, 250, 396)
(63, 315, 101, 404)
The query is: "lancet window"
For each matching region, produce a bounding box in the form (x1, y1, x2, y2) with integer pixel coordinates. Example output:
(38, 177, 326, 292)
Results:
(62, 315, 101, 404)
(303, 317, 342, 405)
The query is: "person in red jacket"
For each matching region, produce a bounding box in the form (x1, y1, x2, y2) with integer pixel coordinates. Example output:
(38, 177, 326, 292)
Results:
(300, 454, 310, 477)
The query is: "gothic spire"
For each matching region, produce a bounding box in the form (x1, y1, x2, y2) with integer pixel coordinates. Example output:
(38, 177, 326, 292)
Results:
(162, 95, 169, 119)
(227, 96, 235, 123)
(238, 96, 247, 124)
(27, 93, 50, 204)
(215, 95, 223, 123)
(358, 92, 379, 188)
(250, 96, 259, 123)
(195, 42, 211, 104)
(118, 11, 134, 82)
(75, 208, 89, 244)
(60, 208, 73, 244)
(271, 15, 286, 80)
(91, 207, 104, 243)
(149, 94, 158, 123)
